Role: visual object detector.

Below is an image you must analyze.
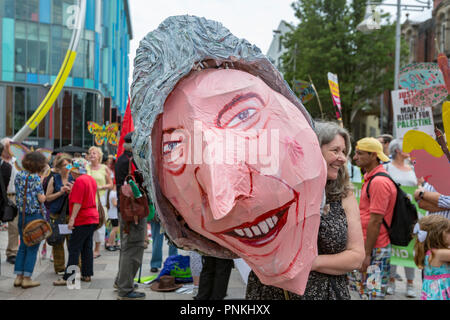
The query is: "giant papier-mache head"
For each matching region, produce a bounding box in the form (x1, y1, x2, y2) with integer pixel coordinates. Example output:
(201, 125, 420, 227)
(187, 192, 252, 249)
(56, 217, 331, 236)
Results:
(131, 15, 327, 295)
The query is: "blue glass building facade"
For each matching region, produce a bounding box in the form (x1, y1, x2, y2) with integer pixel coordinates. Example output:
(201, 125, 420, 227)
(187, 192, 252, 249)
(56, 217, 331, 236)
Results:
(0, 0, 132, 149)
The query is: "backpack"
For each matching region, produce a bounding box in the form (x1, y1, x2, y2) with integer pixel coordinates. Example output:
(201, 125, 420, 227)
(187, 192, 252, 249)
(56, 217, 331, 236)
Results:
(366, 172, 418, 247)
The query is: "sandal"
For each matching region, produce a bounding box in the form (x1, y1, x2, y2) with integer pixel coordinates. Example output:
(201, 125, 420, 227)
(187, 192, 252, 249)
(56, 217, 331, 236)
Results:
(81, 276, 91, 282)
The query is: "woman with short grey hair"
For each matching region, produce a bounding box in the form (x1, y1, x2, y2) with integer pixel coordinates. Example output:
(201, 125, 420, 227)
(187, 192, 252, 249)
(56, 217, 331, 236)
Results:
(384, 138, 418, 298)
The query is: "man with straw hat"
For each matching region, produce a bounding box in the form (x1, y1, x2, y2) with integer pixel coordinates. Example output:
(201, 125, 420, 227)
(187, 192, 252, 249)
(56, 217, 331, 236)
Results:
(349, 137, 397, 300)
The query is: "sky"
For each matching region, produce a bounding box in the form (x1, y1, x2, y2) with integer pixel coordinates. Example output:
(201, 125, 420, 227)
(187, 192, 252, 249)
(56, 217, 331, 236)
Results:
(127, 0, 433, 85)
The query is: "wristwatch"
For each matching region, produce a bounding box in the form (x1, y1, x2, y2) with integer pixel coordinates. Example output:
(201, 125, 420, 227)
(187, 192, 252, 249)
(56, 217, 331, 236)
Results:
(418, 191, 424, 199)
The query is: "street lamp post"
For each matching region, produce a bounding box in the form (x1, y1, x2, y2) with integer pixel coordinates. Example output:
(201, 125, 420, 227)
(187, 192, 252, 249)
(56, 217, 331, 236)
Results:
(357, 0, 431, 135)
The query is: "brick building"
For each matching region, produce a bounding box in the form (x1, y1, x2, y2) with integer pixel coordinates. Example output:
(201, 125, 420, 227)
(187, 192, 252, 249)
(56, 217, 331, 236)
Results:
(402, 0, 449, 127)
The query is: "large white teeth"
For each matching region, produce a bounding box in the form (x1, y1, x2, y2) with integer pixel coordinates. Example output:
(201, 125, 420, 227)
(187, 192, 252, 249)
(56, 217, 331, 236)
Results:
(266, 217, 274, 228)
(251, 226, 262, 236)
(244, 228, 253, 238)
(258, 220, 269, 234)
(233, 215, 279, 238)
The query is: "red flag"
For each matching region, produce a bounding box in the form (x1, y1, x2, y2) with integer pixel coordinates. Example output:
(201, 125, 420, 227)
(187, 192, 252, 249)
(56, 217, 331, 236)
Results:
(117, 96, 134, 158)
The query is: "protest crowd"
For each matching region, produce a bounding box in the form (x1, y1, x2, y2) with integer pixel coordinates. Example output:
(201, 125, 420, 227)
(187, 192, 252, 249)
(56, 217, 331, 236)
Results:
(0, 15, 449, 302)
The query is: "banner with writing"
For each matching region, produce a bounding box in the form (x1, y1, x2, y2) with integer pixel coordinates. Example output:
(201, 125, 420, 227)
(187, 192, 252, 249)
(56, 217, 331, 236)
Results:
(391, 89, 435, 140)
(398, 62, 448, 108)
(327, 72, 342, 121)
(353, 182, 425, 268)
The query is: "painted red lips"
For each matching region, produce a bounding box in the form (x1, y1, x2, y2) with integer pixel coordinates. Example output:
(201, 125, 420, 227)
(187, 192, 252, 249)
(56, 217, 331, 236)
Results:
(216, 198, 296, 247)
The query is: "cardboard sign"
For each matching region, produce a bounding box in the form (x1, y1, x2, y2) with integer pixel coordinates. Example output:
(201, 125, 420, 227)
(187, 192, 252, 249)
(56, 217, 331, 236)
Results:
(399, 63, 447, 108)
(391, 89, 435, 139)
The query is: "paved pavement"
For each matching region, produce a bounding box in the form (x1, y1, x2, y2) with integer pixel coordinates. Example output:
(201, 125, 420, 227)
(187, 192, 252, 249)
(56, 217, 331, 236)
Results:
(0, 225, 421, 300)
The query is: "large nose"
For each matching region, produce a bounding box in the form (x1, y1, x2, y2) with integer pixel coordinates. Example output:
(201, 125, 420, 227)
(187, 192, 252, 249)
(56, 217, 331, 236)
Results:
(195, 162, 252, 220)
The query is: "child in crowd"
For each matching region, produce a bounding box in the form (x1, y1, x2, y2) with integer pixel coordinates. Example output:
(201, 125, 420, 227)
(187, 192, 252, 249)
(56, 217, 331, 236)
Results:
(105, 185, 119, 251)
(413, 215, 450, 300)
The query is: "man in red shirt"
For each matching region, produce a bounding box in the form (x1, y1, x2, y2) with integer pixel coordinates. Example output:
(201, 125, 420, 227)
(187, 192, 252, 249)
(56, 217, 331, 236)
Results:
(54, 161, 99, 286)
(349, 137, 397, 300)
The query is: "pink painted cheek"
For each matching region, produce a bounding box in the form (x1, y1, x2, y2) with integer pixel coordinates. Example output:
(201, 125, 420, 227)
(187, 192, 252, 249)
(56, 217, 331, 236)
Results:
(285, 136, 304, 166)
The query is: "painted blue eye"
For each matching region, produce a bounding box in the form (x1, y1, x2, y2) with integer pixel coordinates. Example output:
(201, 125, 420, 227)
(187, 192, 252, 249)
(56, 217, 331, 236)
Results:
(227, 108, 257, 128)
(163, 141, 181, 155)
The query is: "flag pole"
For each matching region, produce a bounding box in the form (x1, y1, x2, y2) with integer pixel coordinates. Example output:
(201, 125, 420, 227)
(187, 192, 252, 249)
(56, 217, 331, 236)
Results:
(308, 75, 324, 120)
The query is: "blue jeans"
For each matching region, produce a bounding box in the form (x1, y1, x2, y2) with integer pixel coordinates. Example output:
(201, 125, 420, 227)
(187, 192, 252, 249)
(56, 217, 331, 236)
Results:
(14, 213, 42, 277)
(150, 221, 178, 268)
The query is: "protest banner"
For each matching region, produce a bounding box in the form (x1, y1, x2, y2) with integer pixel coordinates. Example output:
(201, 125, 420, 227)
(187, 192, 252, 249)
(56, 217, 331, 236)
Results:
(391, 89, 435, 140)
(327, 72, 343, 123)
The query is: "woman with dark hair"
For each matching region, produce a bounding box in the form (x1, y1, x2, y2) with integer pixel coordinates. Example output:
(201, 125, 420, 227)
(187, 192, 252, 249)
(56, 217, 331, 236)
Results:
(45, 154, 74, 274)
(13, 151, 48, 289)
(245, 121, 365, 300)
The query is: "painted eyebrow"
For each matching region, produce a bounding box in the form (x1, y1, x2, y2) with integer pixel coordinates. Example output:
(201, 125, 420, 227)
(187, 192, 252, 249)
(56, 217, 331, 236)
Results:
(162, 126, 184, 135)
(216, 92, 264, 128)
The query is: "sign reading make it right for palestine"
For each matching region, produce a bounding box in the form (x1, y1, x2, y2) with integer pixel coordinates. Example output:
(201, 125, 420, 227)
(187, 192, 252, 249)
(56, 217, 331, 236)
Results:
(391, 89, 435, 140)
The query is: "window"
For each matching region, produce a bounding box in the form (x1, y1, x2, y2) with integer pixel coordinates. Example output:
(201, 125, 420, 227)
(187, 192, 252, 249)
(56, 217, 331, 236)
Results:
(72, 37, 84, 78)
(14, 87, 26, 135)
(27, 22, 39, 74)
(5, 86, 14, 136)
(3, 0, 15, 18)
(61, 90, 72, 146)
(84, 92, 95, 147)
(51, 25, 62, 75)
(39, 25, 50, 74)
(15, 21, 27, 74)
(28, 0, 39, 22)
(85, 30, 95, 79)
(52, 0, 76, 26)
(52, 0, 62, 24)
(15, 0, 28, 20)
(27, 87, 39, 137)
(54, 96, 61, 148)
(73, 91, 84, 147)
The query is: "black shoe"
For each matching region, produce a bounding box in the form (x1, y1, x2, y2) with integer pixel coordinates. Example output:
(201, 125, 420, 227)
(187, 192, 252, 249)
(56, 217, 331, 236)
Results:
(106, 246, 117, 252)
(150, 267, 158, 273)
(117, 291, 146, 300)
(6, 256, 16, 264)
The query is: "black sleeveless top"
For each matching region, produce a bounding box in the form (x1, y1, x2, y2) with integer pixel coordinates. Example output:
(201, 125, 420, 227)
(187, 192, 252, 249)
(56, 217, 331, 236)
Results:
(245, 200, 350, 300)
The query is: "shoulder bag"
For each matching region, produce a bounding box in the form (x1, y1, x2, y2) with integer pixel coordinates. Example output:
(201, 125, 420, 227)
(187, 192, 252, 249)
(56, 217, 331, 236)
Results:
(119, 156, 149, 223)
(22, 174, 52, 247)
(0, 160, 18, 223)
(46, 196, 69, 246)
(96, 189, 106, 230)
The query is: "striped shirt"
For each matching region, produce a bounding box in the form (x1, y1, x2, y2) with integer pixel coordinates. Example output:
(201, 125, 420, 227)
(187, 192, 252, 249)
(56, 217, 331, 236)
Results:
(423, 182, 450, 219)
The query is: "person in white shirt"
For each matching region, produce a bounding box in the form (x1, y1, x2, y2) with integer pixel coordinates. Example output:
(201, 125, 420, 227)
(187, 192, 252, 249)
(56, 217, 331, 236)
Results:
(384, 139, 418, 298)
(105, 185, 119, 251)
(1, 138, 19, 265)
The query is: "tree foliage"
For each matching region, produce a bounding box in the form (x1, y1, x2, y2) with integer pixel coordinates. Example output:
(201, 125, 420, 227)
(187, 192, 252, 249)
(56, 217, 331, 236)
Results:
(282, 0, 408, 131)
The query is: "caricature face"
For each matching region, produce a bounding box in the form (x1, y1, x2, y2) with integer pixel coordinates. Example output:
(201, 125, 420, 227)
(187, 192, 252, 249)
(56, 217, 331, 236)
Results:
(155, 69, 326, 289)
